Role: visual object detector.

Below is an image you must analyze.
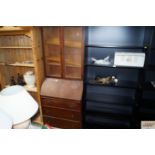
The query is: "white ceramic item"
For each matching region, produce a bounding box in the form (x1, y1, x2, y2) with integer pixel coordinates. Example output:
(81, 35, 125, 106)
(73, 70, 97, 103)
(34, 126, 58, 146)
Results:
(24, 71, 35, 88)
(0, 110, 12, 129)
(91, 56, 111, 65)
(0, 85, 38, 126)
(13, 119, 31, 129)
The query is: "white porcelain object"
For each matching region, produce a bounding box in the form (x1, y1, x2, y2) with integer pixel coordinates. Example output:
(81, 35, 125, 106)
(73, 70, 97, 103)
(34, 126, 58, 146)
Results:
(13, 119, 31, 129)
(0, 110, 12, 129)
(24, 71, 35, 88)
(0, 85, 38, 125)
(91, 56, 111, 65)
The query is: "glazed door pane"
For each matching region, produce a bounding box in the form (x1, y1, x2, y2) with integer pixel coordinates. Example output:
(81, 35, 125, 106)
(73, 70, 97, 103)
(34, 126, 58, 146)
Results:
(43, 27, 62, 77)
(63, 27, 83, 79)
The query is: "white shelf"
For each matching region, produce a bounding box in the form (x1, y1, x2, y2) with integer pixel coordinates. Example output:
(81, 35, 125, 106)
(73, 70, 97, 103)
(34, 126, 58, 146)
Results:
(7, 63, 34, 67)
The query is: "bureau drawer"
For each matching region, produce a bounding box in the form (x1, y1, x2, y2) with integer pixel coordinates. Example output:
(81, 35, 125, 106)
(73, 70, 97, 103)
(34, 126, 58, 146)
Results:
(41, 97, 81, 111)
(42, 106, 81, 121)
(43, 116, 81, 129)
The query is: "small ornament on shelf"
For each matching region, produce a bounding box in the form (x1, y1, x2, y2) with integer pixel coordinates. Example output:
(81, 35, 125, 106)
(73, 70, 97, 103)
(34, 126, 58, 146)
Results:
(10, 76, 16, 86)
(17, 73, 26, 86)
(91, 56, 113, 66)
(89, 75, 118, 85)
(23, 71, 35, 88)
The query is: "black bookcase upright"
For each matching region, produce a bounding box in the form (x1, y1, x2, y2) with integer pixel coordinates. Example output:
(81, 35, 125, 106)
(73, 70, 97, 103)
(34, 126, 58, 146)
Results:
(83, 26, 153, 129)
(139, 27, 155, 122)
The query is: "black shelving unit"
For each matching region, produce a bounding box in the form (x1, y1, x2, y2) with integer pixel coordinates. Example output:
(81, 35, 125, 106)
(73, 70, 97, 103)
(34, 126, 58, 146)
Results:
(139, 27, 155, 123)
(83, 26, 151, 129)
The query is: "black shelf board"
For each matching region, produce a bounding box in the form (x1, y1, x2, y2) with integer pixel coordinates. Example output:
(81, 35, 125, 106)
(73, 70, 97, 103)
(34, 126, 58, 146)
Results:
(85, 93, 135, 105)
(85, 80, 139, 89)
(85, 63, 144, 70)
(85, 101, 133, 116)
(85, 114, 131, 128)
(85, 44, 145, 49)
(86, 63, 114, 68)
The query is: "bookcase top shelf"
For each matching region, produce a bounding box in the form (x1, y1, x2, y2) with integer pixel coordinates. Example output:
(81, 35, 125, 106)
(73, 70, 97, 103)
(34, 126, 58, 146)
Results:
(85, 44, 147, 49)
(85, 63, 144, 69)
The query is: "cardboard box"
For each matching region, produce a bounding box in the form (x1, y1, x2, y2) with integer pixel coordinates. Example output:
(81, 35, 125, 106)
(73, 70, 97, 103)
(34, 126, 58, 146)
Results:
(114, 52, 145, 67)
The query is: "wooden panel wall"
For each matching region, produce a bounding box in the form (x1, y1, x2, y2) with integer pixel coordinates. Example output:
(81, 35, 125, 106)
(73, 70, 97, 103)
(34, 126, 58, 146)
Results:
(0, 34, 33, 88)
(0, 35, 32, 46)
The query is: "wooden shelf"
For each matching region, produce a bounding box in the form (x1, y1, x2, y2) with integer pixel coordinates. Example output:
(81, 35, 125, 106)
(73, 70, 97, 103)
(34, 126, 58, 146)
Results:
(65, 64, 81, 68)
(64, 40, 82, 48)
(0, 46, 32, 49)
(47, 74, 61, 78)
(46, 39, 60, 46)
(47, 62, 61, 66)
(47, 57, 60, 62)
(47, 42, 60, 46)
(0, 62, 34, 67)
(64, 76, 81, 79)
(7, 63, 34, 67)
(65, 60, 81, 68)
